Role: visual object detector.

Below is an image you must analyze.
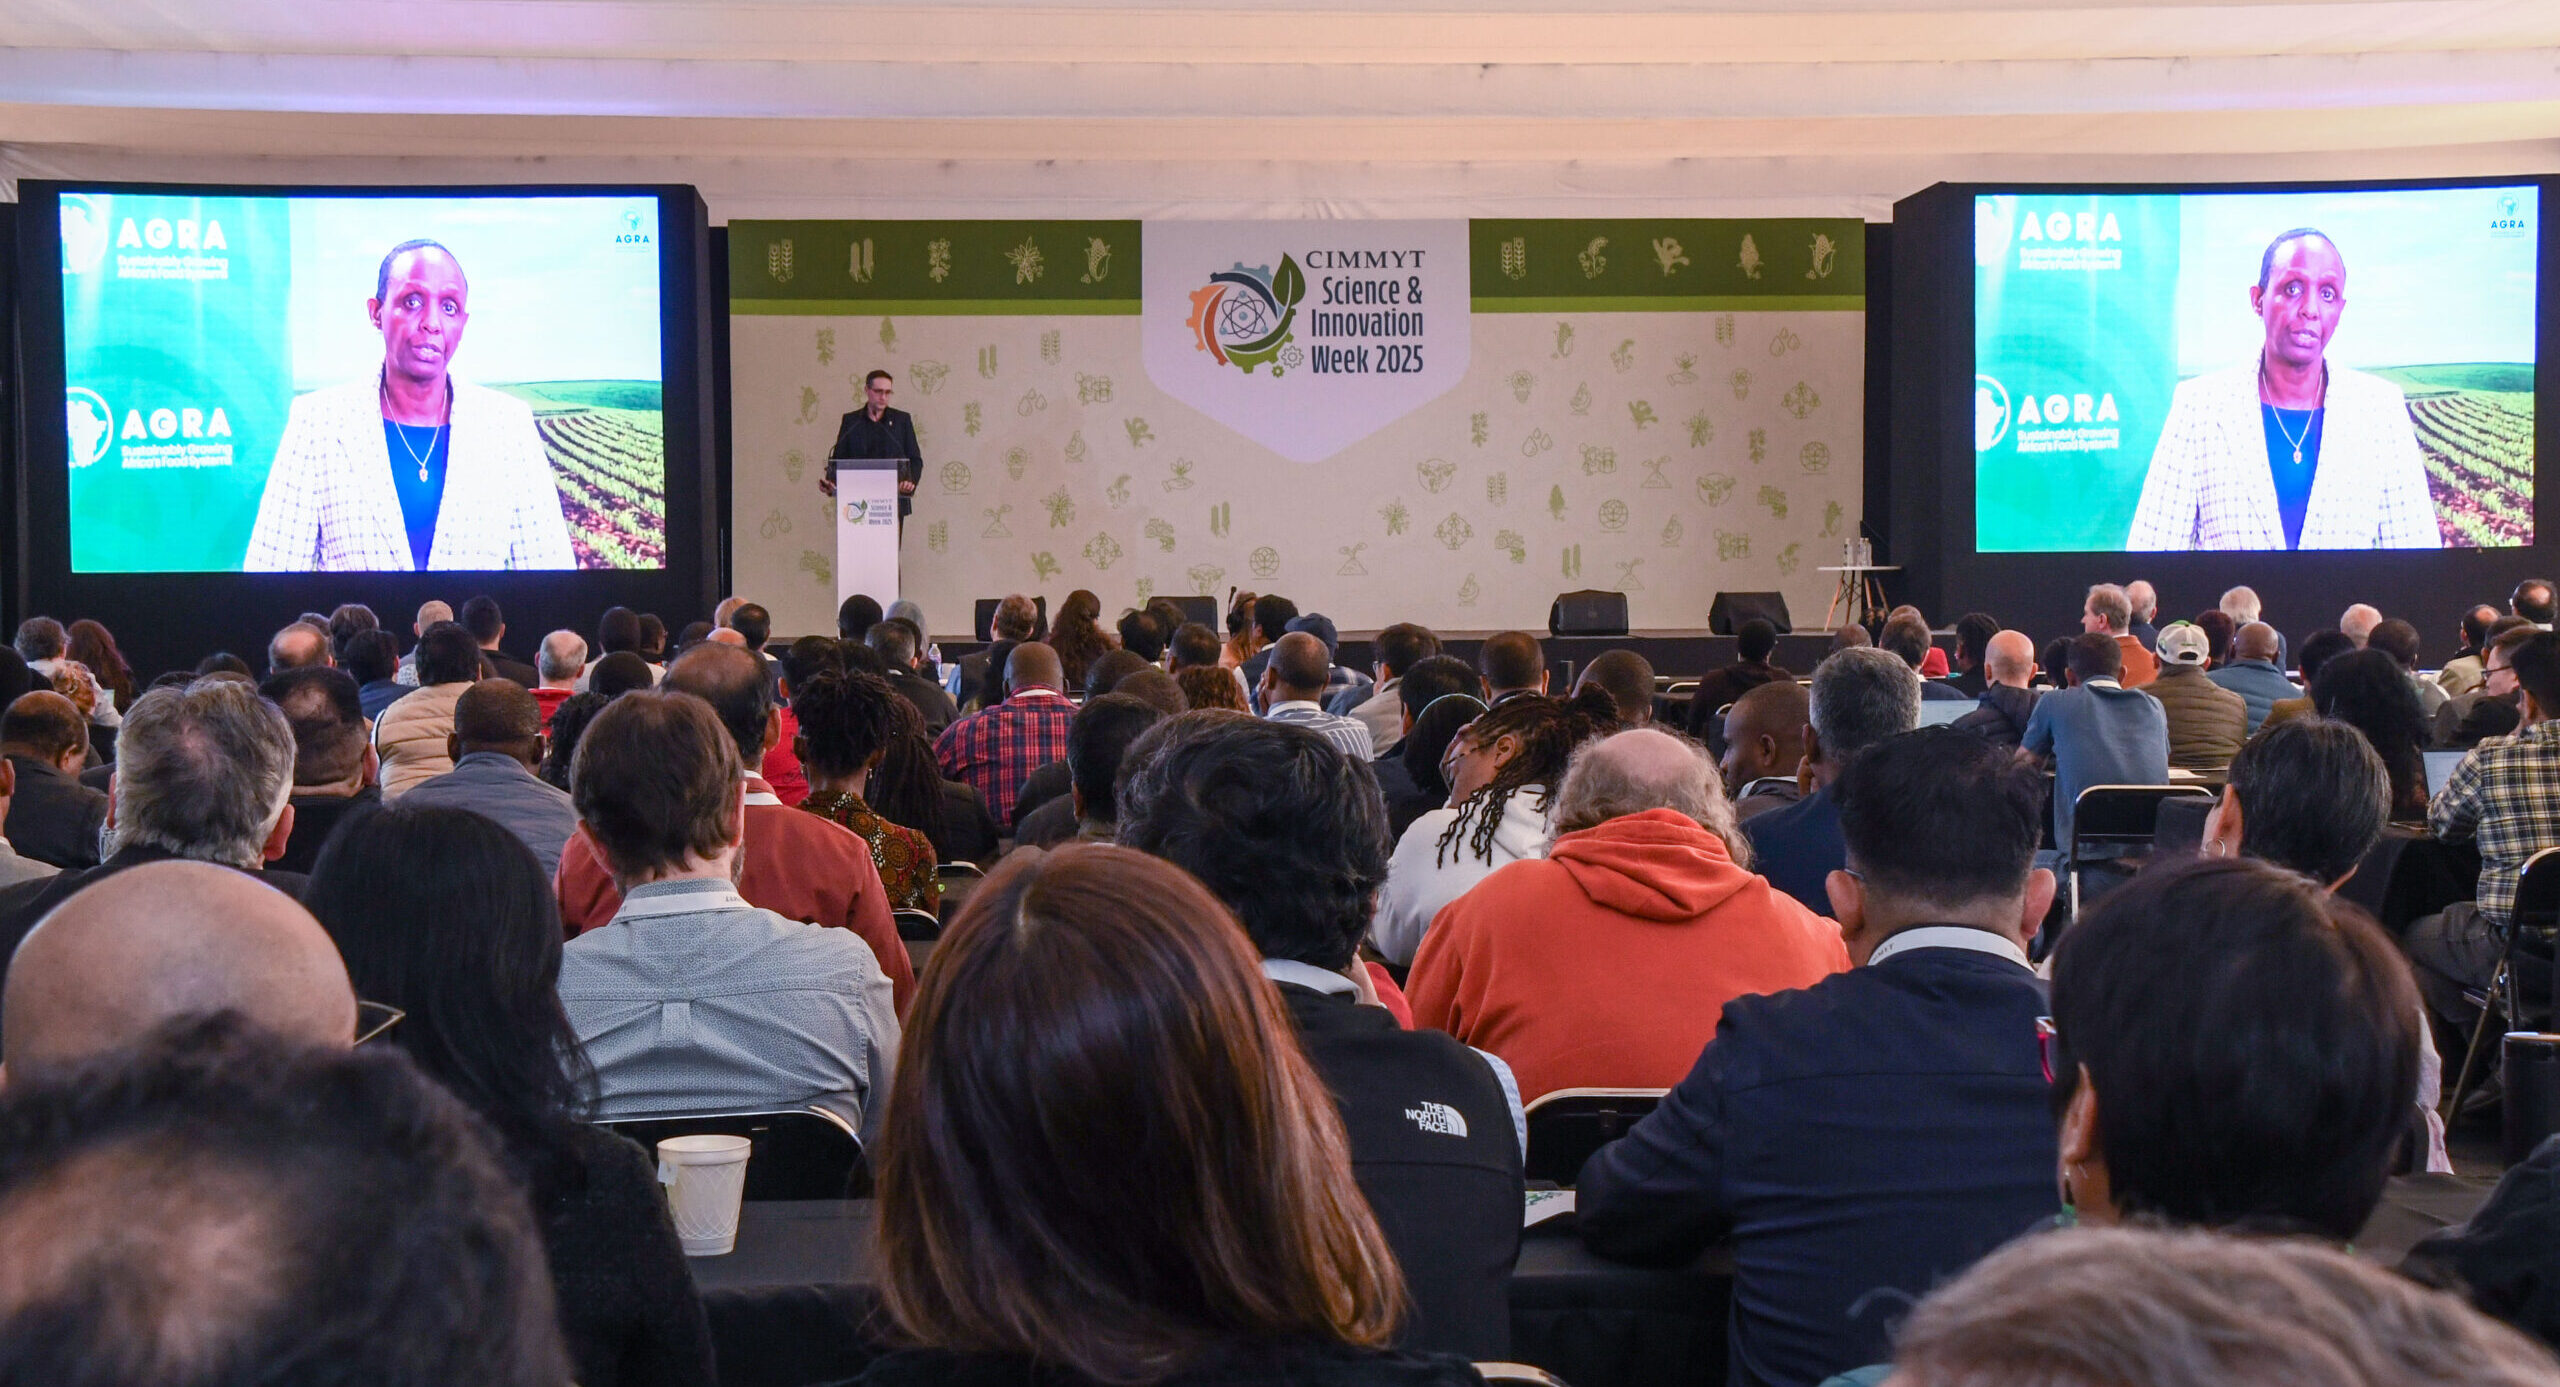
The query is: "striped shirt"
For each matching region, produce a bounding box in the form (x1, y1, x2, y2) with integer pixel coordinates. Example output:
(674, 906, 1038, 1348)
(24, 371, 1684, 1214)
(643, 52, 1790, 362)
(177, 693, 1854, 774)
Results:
(1266, 700, 1380, 763)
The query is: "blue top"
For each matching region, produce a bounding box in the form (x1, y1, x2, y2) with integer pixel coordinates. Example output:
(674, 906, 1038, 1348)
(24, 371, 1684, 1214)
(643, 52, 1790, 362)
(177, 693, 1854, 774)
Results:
(382, 419, 451, 569)
(1739, 785, 1844, 915)
(2019, 680, 2171, 851)
(2260, 404, 2324, 550)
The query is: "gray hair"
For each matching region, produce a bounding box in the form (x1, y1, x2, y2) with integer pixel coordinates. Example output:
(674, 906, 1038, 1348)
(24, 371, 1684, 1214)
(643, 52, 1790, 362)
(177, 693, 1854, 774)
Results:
(2123, 578, 2158, 621)
(109, 679, 296, 869)
(1893, 1224, 2560, 1387)
(2341, 603, 2384, 645)
(2084, 584, 2132, 634)
(2221, 585, 2263, 624)
(1552, 728, 1750, 867)
(537, 630, 588, 682)
(1809, 647, 1920, 764)
(413, 600, 452, 633)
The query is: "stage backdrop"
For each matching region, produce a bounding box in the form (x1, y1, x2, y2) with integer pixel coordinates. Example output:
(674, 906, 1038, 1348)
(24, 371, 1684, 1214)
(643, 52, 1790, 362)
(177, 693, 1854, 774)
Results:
(729, 219, 1863, 638)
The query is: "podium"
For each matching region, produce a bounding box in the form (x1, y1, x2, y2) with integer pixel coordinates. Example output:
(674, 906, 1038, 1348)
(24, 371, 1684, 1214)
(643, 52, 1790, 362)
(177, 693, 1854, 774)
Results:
(829, 456, 903, 609)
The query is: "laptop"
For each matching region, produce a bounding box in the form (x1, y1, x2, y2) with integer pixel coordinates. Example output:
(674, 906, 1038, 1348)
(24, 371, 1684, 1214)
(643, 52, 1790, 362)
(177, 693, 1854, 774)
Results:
(1917, 699, 1976, 727)
(2425, 748, 2468, 797)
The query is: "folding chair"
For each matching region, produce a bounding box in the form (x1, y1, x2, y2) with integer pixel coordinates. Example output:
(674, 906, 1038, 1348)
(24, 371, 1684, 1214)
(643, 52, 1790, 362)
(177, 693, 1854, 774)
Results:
(2444, 846, 2560, 1122)
(1524, 1088, 1666, 1185)
(893, 906, 942, 976)
(599, 1107, 867, 1201)
(1474, 1367, 1570, 1387)
(935, 861, 986, 919)
(2065, 785, 2216, 918)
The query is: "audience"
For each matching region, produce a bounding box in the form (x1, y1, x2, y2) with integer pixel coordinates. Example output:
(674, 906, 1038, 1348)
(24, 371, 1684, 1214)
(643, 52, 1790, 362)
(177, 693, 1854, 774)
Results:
(540, 692, 608, 794)
(2441, 602, 2505, 696)
(1176, 663, 1249, 713)
(1117, 715, 1522, 1360)
(954, 592, 1036, 709)
(1220, 590, 1263, 669)
(461, 596, 538, 686)
(1284, 612, 1373, 708)
(304, 802, 711, 1386)
(876, 691, 1001, 867)
(1881, 613, 1967, 701)
(1951, 629, 2041, 749)
(377, 621, 485, 797)
(1015, 691, 1167, 848)
(556, 642, 916, 1014)
(868, 617, 958, 735)
(343, 627, 407, 719)
(1478, 629, 1549, 703)
(2311, 647, 2432, 821)
(13, 617, 68, 677)
(2123, 578, 2161, 648)
(836, 593, 885, 642)
(1720, 679, 1810, 818)
(1411, 728, 1845, 1101)
(2516, 577, 2559, 629)
(860, 844, 1480, 1386)
(2020, 632, 2169, 860)
(1373, 693, 1601, 965)
(2342, 601, 2386, 648)
(1114, 605, 1168, 664)
(266, 619, 332, 677)
(2370, 616, 2451, 719)
(2207, 619, 2299, 734)
(1686, 618, 1790, 741)
(2146, 621, 2247, 769)
(2048, 855, 2419, 1239)
(394, 599, 455, 686)
(581, 606, 660, 691)
(2264, 625, 2358, 727)
(792, 671, 941, 914)
(2414, 629, 2560, 1036)
(1, 691, 108, 869)
(260, 666, 381, 875)
(557, 688, 899, 1141)
(1944, 611, 2000, 698)
(1344, 622, 1441, 755)
(0, 1017, 575, 1387)
(0, 753, 58, 891)
(400, 679, 579, 878)
(935, 641, 1075, 825)
(533, 630, 587, 725)
(2081, 583, 2157, 687)
(1372, 658, 1486, 834)
(1891, 1226, 2560, 1387)
(1235, 593, 1299, 692)
(1262, 631, 1377, 760)
(1577, 726, 2059, 1387)
(1573, 649, 1657, 729)
(2440, 617, 2536, 747)
(1743, 647, 1920, 913)
(2193, 606, 2235, 666)
(1047, 588, 1113, 692)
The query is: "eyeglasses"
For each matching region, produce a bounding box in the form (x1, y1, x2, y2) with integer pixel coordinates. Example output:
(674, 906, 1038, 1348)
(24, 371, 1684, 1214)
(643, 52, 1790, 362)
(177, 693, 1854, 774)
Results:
(2036, 1015, 2060, 1085)
(355, 999, 407, 1046)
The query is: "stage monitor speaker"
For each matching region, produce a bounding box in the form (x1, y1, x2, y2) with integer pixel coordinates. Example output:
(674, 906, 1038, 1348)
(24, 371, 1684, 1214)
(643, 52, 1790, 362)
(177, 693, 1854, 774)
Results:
(1549, 589, 1630, 637)
(973, 595, 1050, 643)
(1167, 595, 1217, 627)
(1709, 591, 1793, 635)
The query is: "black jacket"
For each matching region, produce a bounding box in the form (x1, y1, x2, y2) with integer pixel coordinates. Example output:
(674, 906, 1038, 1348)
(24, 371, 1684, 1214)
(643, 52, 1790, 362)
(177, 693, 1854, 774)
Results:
(4, 754, 108, 869)
(1684, 661, 1789, 741)
(1371, 753, 1440, 842)
(831, 407, 924, 517)
(1953, 684, 2043, 750)
(274, 786, 383, 876)
(931, 779, 1002, 867)
(840, 1341, 1481, 1387)
(539, 1124, 716, 1387)
(1576, 945, 2059, 1387)
(1278, 983, 1521, 1361)
(485, 649, 541, 687)
(887, 667, 959, 737)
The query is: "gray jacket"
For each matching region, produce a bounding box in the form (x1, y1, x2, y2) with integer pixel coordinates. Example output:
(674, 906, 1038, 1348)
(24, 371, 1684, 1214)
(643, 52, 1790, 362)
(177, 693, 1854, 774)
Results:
(400, 751, 580, 878)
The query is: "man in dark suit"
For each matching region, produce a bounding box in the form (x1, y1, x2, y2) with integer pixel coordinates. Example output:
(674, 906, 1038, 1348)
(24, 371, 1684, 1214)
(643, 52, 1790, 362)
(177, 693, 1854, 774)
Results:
(1684, 618, 1790, 743)
(1578, 725, 2061, 1387)
(1, 693, 108, 869)
(823, 369, 922, 519)
(458, 596, 538, 687)
(1742, 647, 1919, 913)
(1119, 713, 1523, 1362)
(868, 618, 957, 736)
(956, 594, 1039, 712)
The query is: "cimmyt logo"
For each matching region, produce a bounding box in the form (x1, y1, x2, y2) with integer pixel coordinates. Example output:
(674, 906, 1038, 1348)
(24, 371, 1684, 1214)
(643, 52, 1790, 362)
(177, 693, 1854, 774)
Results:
(65, 388, 114, 468)
(1974, 374, 2011, 451)
(1184, 256, 1305, 377)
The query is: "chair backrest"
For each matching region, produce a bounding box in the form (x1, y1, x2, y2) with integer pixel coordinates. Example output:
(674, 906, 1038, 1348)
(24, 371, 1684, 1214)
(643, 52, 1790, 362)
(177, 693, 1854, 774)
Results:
(600, 1108, 867, 1201)
(1475, 1365, 1569, 1387)
(935, 861, 986, 917)
(2516, 847, 2560, 937)
(2069, 784, 2216, 850)
(1524, 1088, 1666, 1185)
(892, 907, 942, 942)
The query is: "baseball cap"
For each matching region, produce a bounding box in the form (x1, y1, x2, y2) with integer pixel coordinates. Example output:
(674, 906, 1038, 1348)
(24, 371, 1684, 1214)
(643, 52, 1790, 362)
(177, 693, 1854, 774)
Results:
(1285, 613, 1340, 655)
(2156, 622, 2210, 666)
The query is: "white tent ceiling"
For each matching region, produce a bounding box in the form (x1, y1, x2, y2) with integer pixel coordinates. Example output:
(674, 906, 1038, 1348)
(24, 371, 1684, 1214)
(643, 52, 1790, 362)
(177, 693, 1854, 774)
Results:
(3, 0, 2556, 218)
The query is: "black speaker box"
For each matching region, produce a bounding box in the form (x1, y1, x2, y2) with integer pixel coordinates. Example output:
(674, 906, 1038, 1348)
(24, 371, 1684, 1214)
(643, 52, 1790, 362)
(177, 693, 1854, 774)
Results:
(1549, 589, 1630, 637)
(1709, 591, 1793, 635)
(1166, 595, 1217, 627)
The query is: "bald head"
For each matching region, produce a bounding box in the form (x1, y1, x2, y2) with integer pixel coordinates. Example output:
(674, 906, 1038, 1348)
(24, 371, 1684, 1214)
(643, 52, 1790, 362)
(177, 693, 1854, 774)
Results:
(1985, 630, 2035, 688)
(1269, 631, 1333, 698)
(706, 627, 747, 648)
(2341, 604, 2384, 647)
(266, 623, 329, 676)
(1553, 728, 1743, 850)
(1005, 641, 1064, 694)
(3, 863, 355, 1075)
(1719, 679, 1809, 789)
(2235, 621, 2282, 663)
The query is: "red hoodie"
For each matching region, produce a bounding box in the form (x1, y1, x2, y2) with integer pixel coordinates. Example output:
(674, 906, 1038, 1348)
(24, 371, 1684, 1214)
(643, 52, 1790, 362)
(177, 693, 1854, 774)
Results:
(1408, 807, 1847, 1103)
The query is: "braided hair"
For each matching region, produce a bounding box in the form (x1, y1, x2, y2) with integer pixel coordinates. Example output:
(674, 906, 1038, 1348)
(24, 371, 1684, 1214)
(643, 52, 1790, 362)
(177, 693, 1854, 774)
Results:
(867, 691, 948, 838)
(1434, 688, 1617, 867)
(791, 671, 903, 780)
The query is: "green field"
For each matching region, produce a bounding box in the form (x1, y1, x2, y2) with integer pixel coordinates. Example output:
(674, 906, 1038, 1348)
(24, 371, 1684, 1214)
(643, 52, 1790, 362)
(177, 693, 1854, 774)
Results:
(493, 380, 667, 569)
(495, 379, 665, 414)
(2371, 364, 2534, 549)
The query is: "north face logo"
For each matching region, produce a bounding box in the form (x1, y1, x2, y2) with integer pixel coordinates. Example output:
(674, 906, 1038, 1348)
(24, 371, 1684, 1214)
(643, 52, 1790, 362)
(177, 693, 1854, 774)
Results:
(1404, 1102, 1468, 1138)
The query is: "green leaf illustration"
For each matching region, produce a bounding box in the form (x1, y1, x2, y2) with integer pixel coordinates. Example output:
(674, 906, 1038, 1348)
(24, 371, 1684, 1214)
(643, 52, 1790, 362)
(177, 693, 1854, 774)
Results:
(1272, 254, 1306, 309)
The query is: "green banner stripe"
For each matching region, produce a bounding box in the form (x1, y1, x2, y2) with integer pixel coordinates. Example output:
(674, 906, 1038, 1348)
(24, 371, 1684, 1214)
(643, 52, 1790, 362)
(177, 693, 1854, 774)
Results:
(730, 298, 1143, 317)
(1473, 294, 1865, 313)
(729, 220, 1141, 304)
(1470, 218, 1864, 301)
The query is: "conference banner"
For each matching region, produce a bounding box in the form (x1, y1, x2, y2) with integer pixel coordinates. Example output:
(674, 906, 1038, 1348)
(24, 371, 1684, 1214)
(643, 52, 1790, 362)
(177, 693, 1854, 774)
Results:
(729, 218, 1864, 636)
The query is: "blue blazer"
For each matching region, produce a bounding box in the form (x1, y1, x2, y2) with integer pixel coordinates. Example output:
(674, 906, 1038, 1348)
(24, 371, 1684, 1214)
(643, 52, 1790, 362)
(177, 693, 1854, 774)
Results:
(1575, 946, 2059, 1387)
(1740, 786, 1843, 915)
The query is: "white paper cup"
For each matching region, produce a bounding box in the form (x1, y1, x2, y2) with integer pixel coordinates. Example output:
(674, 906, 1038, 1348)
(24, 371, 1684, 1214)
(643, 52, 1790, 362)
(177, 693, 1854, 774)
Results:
(658, 1134, 753, 1256)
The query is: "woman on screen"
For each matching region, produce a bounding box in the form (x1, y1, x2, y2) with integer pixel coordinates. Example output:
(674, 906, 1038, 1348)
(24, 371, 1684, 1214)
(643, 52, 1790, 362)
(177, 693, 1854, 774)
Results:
(2124, 228, 2439, 551)
(244, 239, 576, 572)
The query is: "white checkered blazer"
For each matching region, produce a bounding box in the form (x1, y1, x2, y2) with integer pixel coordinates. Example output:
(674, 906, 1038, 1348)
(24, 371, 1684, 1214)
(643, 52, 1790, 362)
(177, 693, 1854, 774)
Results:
(243, 377, 577, 571)
(2124, 362, 2438, 551)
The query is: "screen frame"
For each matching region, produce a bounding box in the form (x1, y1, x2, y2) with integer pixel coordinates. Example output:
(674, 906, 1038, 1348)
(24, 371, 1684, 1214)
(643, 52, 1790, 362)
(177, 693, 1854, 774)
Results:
(10, 180, 721, 679)
(1887, 172, 2557, 645)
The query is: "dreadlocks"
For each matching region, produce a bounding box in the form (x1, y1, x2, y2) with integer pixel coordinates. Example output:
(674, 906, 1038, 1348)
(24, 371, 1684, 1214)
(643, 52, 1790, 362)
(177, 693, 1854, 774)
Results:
(1435, 688, 1618, 867)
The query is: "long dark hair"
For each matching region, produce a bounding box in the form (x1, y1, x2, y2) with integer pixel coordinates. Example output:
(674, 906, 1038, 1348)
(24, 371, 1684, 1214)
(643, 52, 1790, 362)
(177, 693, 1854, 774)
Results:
(1434, 689, 1614, 866)
(876, 845, 1404, 1382)
(2308, 648, 2429, 820)
(869, 694, 948, 838)
(303, 803, 594, 1185)
(65, 619, 135, 711)
(1048, 589, 1111, 691)
(1401, 693, 1485, 809)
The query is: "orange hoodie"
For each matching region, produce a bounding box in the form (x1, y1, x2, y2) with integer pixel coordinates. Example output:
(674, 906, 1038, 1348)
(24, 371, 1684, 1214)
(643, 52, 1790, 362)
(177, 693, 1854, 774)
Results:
(1408, 807, 1848, 1103)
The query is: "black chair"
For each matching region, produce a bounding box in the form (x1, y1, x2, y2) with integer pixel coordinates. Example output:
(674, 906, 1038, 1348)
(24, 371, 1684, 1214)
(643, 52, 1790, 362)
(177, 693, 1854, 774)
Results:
(599, 1108, 867, 1201)
(1524, 1088, 1664, 1185)
(1475, 1366, 1570, 1387)
(2445, 847, 2560, 1121)
(935, 861, 985, 919)
(2065, 785, 2216, 917)
(893, 906, 942, 975)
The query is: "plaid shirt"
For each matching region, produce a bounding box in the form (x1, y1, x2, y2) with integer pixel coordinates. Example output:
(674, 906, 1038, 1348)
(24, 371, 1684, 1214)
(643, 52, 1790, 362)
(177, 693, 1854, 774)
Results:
(2125, 363, 2438, 551)
(935, 687, 1074, 825)
(2429, 719, 2560, 926)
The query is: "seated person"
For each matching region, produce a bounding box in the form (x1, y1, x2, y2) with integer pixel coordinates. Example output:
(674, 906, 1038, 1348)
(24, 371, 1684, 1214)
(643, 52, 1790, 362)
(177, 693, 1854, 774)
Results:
(1719, 679, 1808, 820)
(260, 666, 381, 875)
(1015, 692, 1167, 848)
(1118, 714, 1523, 1360)
(2415, 629, 2560, 1036)
(2146, 622, 2248, 770)
(557, 689, 900, 1142)
(1368, 657, 1483, 835)
(2205, 619, 2301, 735)
(1742, 647, 1922, 914)
(0, 690, 108, 869)
(1341, 622, 1441, 755)
(306, 804, 713, 1387)
(1411, 728, 1846, 1101)
(793, 672, 941, 915)
(1880, 613, 1969, 701)
(2310, 648, 2431, 821)
(1577, 726, 2059, 1387)
(1572, 649, 1657, 729)
(1685, 619, 1790, 741)
(1893, 1225, 2556, 1387)
(845, 844, 1478, 1387)
(375, 621, 486, 797)
(400, 679, 578, 878)
(2020, 632, 2169, 859)
(2047, 855, 2419, 1240)
(1951, 630, 2043, 749)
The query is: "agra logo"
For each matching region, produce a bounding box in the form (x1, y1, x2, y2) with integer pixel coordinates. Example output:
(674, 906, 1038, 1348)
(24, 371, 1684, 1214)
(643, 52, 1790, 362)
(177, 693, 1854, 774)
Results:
(1186, 256, 1306, 377)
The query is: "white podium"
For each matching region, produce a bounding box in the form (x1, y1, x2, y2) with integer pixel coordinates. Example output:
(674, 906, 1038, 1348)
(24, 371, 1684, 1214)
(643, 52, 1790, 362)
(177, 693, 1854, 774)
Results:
(829, 456, 903, 609)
